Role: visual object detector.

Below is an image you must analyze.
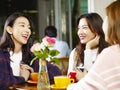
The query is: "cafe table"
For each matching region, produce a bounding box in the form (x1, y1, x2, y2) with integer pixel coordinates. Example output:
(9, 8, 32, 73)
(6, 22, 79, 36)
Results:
(7, 82, 67, 90)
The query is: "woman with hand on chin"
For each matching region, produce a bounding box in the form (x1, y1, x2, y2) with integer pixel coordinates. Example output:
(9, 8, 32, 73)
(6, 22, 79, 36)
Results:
(68, 13, 108, 81)
(0, 12, 34, 89)
(67, 0, 120, 90)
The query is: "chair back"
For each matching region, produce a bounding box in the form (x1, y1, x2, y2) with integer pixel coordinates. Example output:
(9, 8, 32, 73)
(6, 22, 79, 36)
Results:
(57, 56, 69, 75)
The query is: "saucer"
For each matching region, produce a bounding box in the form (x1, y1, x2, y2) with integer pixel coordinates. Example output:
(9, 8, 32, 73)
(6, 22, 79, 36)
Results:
(50, 84, 66, 89)
(27, 80, 37, 84)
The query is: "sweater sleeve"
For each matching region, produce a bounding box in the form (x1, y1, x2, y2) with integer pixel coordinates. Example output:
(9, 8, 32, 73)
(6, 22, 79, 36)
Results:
(0, 51, 25, 89)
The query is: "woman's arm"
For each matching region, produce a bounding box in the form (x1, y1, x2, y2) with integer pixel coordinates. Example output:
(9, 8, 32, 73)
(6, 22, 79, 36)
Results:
(0, 58, 25, 88)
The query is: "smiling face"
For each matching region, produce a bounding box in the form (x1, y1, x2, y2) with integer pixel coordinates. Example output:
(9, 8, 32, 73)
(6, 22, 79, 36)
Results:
(77, 18, 96, 44)
(7, 16, 31, 46)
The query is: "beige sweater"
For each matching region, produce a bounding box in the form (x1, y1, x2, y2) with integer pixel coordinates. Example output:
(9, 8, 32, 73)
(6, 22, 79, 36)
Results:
(67, 45, 120, 90)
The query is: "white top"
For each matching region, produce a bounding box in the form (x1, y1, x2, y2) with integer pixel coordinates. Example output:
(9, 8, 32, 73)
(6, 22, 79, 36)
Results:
(67, 45, 120, 90)
(10, 51, 22, 76)
(50, 38, 70, 57)
(67, 48, 98, 74)
(84, 48, 98, 71)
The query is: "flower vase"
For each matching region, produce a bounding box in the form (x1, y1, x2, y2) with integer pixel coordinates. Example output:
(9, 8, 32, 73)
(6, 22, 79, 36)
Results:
(37, 59, 50, 90)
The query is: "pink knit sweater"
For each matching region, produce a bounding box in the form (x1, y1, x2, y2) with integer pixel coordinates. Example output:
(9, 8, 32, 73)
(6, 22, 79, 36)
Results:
(67, 45, 120, 90)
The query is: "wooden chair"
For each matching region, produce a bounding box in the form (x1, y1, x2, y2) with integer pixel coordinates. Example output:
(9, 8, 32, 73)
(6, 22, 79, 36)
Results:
(56, 56, 69, 75)
(50, 56, 69, 75)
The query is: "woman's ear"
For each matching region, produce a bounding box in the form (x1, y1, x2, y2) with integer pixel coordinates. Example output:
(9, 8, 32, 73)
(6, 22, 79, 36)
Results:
(6, 26, 13, 34)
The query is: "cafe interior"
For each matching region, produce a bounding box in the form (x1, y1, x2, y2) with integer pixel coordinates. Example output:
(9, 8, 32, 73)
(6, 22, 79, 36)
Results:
(0, 0, 114, 90)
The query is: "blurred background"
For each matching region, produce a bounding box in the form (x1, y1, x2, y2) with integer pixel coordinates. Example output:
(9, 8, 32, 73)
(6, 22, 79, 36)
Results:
(0, 0, 114, 49)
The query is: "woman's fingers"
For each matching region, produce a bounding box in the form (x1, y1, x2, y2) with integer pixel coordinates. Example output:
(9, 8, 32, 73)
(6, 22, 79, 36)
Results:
(20, 64, 34, 73)
(86, 35, 100, 49)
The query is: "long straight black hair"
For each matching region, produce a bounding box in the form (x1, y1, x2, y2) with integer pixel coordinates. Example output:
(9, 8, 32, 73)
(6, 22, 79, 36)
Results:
(0, 12, 34, 64)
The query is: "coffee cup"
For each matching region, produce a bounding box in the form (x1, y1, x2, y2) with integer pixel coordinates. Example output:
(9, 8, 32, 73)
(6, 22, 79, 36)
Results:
(30, 72, 38, 81)
(68, 71, 77, 82)
(54, 76, 74, 88)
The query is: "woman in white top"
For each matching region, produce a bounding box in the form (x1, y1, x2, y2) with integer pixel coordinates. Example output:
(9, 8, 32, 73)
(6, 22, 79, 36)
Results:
(68, 13, 108, 81)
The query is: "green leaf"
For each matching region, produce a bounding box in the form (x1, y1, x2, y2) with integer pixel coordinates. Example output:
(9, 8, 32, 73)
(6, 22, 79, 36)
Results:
(33, 51, 41, 57)
(44, 47, 49, 53)
(40, 52, 48, 59)
(49, 50, 60, 56)
(50, 57, 60, 65)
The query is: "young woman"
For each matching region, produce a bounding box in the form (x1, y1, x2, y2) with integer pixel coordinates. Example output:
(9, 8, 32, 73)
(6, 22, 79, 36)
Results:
(67, 0, 120, 90)
(0, 12, 34, 89)
(67, 13, 108, 81)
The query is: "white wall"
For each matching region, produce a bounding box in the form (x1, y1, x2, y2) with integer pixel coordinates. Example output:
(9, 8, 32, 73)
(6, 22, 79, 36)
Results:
(88, 0, 115, 19)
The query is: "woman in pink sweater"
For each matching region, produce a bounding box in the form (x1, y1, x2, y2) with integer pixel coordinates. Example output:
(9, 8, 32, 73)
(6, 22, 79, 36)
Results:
(67, 0, 120, 90)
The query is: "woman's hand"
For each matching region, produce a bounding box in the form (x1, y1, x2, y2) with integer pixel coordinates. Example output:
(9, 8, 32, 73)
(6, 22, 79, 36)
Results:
(20, 64, 34, 81)
(75, 68, 87, 81)
(86, 35, 100, 49)
(20, 68, 30, 81)
(20, 64, 34, 73)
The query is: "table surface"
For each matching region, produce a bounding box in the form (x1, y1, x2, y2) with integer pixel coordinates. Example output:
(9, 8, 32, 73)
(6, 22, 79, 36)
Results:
(8, 82, 66, 90)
